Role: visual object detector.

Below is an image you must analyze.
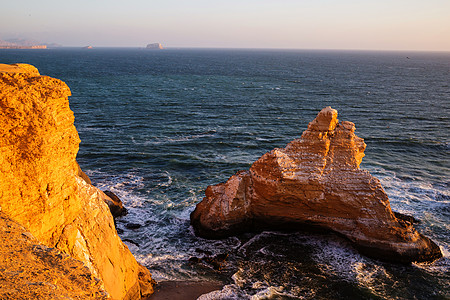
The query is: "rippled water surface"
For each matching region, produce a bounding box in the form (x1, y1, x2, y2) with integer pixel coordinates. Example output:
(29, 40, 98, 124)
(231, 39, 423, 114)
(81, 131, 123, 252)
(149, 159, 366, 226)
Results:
(1, 48, 449, 299)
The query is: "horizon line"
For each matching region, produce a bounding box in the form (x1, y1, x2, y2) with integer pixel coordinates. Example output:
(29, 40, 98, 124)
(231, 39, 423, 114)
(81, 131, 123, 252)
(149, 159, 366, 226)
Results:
(8, 45, 450, 53)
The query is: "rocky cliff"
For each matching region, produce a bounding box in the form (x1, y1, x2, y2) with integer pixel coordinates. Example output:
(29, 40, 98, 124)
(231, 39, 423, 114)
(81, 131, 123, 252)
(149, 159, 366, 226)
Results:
(0, 212, 107, 299)
(191, 107, 442, 263)
(0, 63, 153, 299)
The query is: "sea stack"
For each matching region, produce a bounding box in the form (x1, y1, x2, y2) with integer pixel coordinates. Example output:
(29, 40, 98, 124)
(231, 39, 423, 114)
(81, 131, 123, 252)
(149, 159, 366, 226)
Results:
(191, 107, 442, 263)
(146, 43, 164, 49)
(0, 64, 154, 299)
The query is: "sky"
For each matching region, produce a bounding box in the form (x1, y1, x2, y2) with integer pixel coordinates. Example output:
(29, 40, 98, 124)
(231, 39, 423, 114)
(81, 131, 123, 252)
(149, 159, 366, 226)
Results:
(1, 0, 450, 51)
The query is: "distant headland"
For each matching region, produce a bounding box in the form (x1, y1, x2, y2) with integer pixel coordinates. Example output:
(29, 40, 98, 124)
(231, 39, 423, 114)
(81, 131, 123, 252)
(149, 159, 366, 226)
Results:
(0, 38, 54, 49)
(0, 45, 47, 49)
(146, 43, 164, 49)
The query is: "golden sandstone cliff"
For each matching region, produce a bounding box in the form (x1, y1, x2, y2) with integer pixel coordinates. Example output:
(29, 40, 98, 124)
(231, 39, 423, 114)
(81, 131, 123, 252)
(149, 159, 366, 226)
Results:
(0, 64, 153, 299)
(191, 107, 442, 263)
(0, 212, 107, 299)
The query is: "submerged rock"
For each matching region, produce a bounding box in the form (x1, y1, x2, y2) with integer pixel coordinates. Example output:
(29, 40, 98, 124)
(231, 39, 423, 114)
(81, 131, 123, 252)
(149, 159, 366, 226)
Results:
(125, 222, 142, 230)
(191, 107, 442, 263)
(0, 64, 154, 299)
(103, 190, 128, 218)
(188, 252, 229, 271)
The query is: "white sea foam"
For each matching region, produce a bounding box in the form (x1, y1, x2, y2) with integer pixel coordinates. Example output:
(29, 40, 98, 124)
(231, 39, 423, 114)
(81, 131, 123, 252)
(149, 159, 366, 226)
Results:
(138, 253, 188, 264)
(208, 265, 311, 300)
(157, 171, 173, 187)
(83, 164, 448, 298)
(135, 252, 199, 281)
(237, 231, 292, 257)
(306, 237, 399, 299)
(309, 237, 366, 281)
(85, 169, 147, 207)
(141, 131, 217, 146)
(250, 286, 290, 300)
(413, 244, 449, 277)
(197, 284, 249, 300)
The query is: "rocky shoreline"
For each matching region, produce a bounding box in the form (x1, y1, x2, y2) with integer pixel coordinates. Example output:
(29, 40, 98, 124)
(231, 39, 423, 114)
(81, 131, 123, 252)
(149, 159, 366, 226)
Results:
(0, 64, 153, 299)
(0, 64, 443, 299)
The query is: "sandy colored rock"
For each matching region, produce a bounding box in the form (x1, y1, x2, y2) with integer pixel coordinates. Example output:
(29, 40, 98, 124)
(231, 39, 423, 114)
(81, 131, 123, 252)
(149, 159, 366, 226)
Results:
(0, 212, 107, 300)
(0, 63, 154, 299)
(191, 107, 442, 263)
(0, 63, 40, 75)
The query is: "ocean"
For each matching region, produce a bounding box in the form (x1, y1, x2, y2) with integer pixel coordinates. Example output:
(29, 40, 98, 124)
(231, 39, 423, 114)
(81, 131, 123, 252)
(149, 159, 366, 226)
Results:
(1, 48, 449, 299)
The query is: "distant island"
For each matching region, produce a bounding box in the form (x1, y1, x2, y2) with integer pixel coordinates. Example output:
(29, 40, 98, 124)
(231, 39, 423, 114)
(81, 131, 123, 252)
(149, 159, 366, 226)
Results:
(82, 46, 93, 49)
(146, 43, 164, 49)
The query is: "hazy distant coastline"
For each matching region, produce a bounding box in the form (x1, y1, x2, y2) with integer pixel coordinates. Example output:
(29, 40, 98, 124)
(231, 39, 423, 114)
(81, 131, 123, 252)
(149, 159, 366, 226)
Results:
(0, 38, 59, 49)
(0, 45, 47, 49)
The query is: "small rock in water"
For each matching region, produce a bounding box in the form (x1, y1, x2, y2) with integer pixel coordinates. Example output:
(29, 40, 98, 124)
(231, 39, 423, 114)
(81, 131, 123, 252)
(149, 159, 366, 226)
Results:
(103, 190, 128, 218)
(188, 253, 229, 270)
(125, 223, 142, 230)
(394, 211, 420, 224)
(122, 239, 140, 247)
(195, 248, 213, 256)
(188, 257, 201, 264)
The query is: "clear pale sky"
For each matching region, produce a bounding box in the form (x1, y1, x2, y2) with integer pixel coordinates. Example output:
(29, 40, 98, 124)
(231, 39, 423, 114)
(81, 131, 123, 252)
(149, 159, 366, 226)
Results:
(1, 0, 449, 51)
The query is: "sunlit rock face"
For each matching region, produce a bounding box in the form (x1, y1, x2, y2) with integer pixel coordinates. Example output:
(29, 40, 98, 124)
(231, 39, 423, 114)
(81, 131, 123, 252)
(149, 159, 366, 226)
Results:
(0, 212, 107, 300)
(0, 64, 153, 299)
(191, 107, 442, 263)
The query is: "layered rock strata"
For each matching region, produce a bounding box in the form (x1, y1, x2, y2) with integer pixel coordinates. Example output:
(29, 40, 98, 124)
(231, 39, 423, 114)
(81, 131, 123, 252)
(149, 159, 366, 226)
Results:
(0, 64, 153, 299)
(191, 107, 442, 263)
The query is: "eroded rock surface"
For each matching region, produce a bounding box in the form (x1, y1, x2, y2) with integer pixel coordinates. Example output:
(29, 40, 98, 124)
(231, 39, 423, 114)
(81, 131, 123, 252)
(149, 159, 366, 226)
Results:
(0, 63, 154, 299)
(0, 212, 107, 300)
(191, 107, 442, 263)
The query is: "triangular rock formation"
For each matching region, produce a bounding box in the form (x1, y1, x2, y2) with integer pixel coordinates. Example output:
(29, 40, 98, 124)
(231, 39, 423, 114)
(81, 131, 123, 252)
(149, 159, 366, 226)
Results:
(191, 107, 442, 263)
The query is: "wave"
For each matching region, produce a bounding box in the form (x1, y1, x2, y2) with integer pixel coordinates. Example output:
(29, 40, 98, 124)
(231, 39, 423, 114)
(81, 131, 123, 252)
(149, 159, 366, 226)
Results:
(138, 131, 218, 146)
(84, 163, 450, 295)
(365, 137, 450, 152)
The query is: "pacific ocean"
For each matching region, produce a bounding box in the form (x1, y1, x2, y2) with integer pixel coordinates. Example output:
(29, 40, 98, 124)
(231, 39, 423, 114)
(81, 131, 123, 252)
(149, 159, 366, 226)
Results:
(1, 48, 448, 299)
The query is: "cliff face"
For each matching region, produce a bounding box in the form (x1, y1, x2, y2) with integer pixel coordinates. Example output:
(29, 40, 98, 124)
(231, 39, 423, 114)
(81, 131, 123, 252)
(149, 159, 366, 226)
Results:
(0, 212, 107, 299)
(191, 107, 442, 263)
(0, 64, 153, 299)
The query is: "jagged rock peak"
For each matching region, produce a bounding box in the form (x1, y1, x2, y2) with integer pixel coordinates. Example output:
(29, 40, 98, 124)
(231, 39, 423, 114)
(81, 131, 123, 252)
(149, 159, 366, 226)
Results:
(308, 106, 339, 131)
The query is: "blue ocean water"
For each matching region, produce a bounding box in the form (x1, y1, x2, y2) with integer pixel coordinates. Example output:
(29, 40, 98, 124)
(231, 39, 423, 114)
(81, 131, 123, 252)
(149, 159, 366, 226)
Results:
(1, 48, 449, 299)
